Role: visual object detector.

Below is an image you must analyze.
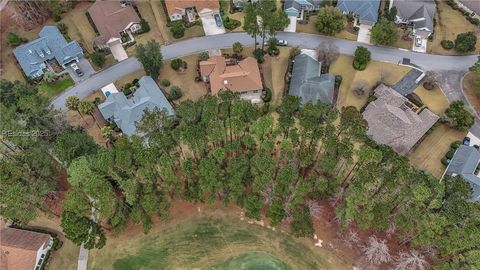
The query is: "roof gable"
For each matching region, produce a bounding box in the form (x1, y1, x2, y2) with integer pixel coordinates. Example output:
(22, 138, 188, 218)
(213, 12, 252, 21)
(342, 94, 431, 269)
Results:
(337, 0, 381, 23)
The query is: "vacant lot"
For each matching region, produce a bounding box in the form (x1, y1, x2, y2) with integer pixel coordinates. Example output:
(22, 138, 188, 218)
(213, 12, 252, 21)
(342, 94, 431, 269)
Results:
(330, 55, 411, 109)
(263, 47, 292, 105)
(408, 124, 466, 177)
(159, 54, 208, 102)
(296, 15, 357, 41)
(38, 76, 74, 100)
(88, 205, 350, 270)
(463, 71, 480, 115)
(429, 1, 480, 55)
(59, 2, 97, 54)
(413, 84, 450, 114)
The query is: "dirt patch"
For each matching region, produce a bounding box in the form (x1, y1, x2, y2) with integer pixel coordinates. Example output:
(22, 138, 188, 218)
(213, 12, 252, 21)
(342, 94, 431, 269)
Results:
(408, 124, 466, 177)
(414, 84, 450, 114)
(463, 71, 480, 115)
(59, 2, 97, 54)
(262, 47, 292, 106)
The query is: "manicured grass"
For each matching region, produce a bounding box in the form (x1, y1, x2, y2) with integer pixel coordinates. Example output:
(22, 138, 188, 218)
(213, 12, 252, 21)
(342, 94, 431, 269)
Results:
(211, 252, 291, 270)
(408, 124, 466, 177)
(329, 55, 410, 109)
(88, 216, 341, 270)
(38, 77, 75, 99)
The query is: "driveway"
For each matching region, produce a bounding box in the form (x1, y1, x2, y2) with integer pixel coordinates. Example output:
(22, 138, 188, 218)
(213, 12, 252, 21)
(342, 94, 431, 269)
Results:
(412, 36, 427, 53)
(51, 32, 479, 112)
(110, 43, 128, 61)
(200, 10, 225, 36)
(357, 25, 372, 44)
(66, 58, 95, 84)
(284, 16, 297, 33)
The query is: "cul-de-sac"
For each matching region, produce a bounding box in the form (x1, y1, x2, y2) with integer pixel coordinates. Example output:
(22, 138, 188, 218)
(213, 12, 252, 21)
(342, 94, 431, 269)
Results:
(1, 1, 479, 269)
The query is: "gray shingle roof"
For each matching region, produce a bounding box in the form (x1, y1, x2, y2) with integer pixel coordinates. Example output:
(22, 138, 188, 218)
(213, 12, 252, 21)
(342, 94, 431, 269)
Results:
(394, 0, 436, 33)
(288, 53, 335, 105)
(336, 0, 381, 24)
(392, 69, 423, 96)
(446, 145, 480, 201)
(98, 76, 174, 136)
(13, 26, 83, 78)
(284, 0, 322, 17)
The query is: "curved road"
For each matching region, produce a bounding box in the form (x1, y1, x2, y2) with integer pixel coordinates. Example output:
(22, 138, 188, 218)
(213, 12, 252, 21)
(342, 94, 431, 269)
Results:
(50, 32, 478, 111)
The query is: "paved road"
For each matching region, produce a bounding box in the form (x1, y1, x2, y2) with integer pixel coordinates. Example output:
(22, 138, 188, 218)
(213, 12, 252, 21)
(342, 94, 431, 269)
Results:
(51, 32, 478, 111)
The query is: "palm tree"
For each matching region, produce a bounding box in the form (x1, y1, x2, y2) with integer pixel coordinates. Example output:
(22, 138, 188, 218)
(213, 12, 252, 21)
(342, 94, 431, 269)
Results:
(79, 100, 100, 128)
(65, 96, 86, 122)
(100, 126, 114, 147)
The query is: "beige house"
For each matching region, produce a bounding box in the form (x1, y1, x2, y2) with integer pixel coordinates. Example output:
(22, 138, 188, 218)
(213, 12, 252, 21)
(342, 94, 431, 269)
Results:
(165, 0, 220, 22)
(362, 84, 438, 155)
(200, 56, 263, 103)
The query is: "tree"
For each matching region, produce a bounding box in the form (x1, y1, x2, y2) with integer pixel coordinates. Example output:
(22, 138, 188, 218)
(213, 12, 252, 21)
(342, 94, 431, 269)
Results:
(53, 128, 98, 165)
(361, 236, 392, 267)
(170, 21, 185, 38)
(140, 18, 150, 33)
(443, 100, 475, 130)
(371, 17, 399, 45)
(61, 211, 106, 249)
(352, 46, 371, 70)
(454, 32, 477, 53)
(232, 41, 243, 54)
(100, 126, 114, 146)
(290, 206, 314, 237)
(79, 100, 100, 128)
(316, 41, 339, 69)
(394, 250, 429, 270)
(6, 32, 27, 46)
(315, 6, 344, 35)
(352, 80, 369, 97)
(167, 86, 183, 101)
(198, 51, 209, 61)
(170, 58, 185, 71)
(57, 22, 68, 34)
(243, 1, 260, 50)
(91, 51, 106, 68)
(135, 40, 164, 79)
(384, 6, 397, 22)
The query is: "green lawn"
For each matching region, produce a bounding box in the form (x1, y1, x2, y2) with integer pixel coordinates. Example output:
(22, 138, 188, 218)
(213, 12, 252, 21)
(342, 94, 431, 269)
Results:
(38, 77, 75, 99)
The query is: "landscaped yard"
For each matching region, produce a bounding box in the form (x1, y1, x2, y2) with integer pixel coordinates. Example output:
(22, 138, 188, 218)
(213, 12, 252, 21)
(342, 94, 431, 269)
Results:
(413, 83, 450, 114)
(263, 47, 292, 105)
(463, 71, 480, 116)
(159, 54, 207, 102)
(408, 124, 466, 178)
(38, 77, 75, 99)
(429, 1, 480, 55)
(296, 15, 358, 41)
(329, 55, 411, 109)
(88, 201, 351, 270)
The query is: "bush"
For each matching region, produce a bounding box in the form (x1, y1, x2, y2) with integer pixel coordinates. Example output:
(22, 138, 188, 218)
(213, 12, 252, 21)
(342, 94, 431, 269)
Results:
(123, 87, 132, 96)
(140, 18, 150, 33)
(223, 16, 241, 31)
(170, 21, 185, 39)
(352, 46, 371, 71)
(253, 48, 265, 63)
(198, 52, 209, 61)
(161, 79, 171, 87)
(454, 32, 477, 53)
(57, 22, 68, 35)
(450, 140, 462, 150)
(441, 40, 454, 50)
(6, 32, 27, 46)
(444, 100, 475, 130)
(91, 51, 106, 68)
(232, 42, 243, 54)
(168, 86, 183, 101)
(445, 149, 456, 159)
(132, 78, 139, 85)
(335, 75, 343, 88)
(441, 157, 449, 166)
(124, 83, 132, 90)
(467, 17, 480, 25)
(262, 88, 272, 103)
(170, 58, 185, 71)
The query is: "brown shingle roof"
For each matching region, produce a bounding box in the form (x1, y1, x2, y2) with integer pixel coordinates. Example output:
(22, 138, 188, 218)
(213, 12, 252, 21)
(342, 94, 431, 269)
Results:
(164, 0, 220, 17)
(87, 1, 140, 46)
(362, 84, 439, 155)
(0, 227, 51, 270)
(200, 56, 263, 95)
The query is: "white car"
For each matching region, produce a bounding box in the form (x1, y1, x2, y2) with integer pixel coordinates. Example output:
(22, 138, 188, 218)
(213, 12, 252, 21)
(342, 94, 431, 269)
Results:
(70, 62, 84, 77)
(277, 39, 288, 46)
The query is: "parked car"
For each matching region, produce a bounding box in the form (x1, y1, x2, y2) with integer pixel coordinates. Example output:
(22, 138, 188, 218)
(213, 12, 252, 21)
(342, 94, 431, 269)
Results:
(70, 62, 83, 77)
(415, 36, 422, 47)
(214, 14, 222, 27)
(277, 39, 288, 46)
(463, 137, 471, 146)
(474, 145, 479, 150)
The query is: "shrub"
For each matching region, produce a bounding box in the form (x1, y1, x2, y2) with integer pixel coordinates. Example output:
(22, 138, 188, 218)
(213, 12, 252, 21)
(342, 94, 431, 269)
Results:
(232, 42, 243, 54)
(140, 18, 150, 33)
(6, 32, 27, 46)
(335, 75, 343, 88)
(450, 140, 462, 150)
(123, 87, 132, 96)
(170, 21, 185, 39)
(223, 16, 241, 31)
(170, 59, 184, 71)
(168, 86, 183, 101)
(370, 17, 399, 45)
(445, 149, 456, 159)
(444, 100, 475, 130)
(198, 52, 209, 61)
(91, 51, 106, 68)
(454, 32, 477, 53)
(124, 83, 132, 90)
(161, 79, 171, 87)
(352, 46, 371, 71)
(253, 48, 265, 63)
(467, 17, 480, 26)
(441, 157, 449, 166)
(262, 88, 272, 103)
(132, 78, 139, 85)
(57, 22, 68, 35)
(441, 40, 454, 50)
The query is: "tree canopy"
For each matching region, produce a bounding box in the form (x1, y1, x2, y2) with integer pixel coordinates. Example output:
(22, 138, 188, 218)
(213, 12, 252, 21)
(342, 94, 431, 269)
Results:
(135, 40, 164, 79)
(315, 7, 345, 35)
(370, 18, 399, 45)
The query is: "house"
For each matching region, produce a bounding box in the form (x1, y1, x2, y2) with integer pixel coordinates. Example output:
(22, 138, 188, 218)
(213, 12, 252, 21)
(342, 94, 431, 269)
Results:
(98, 76, 174, 136)
(199, 56, 263, 103)
(459, 0, 480, 15)
(165, 0, 220, 22)
(284, 0, 322, 19)
(12, 26, 83, 78)
(288, 52, 335, 105)
(87, 0, 141, 60)
(0, 226, 53, 270)
(444, 145, 480, 201)
(390, 0, 436, 37)
(336, 0, 381, 25)
(362, 84, 438, 155)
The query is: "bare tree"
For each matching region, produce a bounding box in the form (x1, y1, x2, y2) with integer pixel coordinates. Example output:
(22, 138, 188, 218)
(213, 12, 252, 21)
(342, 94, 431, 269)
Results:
(342, 229, 360, 248)
(261, 185, 274, 206)
(423, 71, 437, 90)
(7, 1, 51, 30)
(378, 69, 392, 84)
(316, 41, 339, 68)
(394, 250, 429, 270)
(360, 236, 392, 268)
(306, 199, 323, 220)
(352, 80, 369, 97)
